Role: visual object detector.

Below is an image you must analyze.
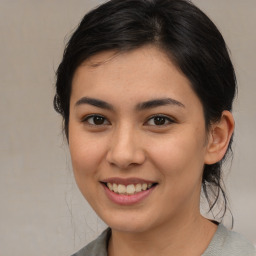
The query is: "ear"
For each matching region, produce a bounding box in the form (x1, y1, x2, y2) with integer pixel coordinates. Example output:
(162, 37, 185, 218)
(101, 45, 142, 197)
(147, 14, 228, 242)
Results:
(204, 110, 235, 165)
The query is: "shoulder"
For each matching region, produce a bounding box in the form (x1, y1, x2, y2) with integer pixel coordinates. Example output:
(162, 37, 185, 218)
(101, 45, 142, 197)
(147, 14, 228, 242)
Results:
(71, 228, 110, 256)
(203, 224, 256, 256)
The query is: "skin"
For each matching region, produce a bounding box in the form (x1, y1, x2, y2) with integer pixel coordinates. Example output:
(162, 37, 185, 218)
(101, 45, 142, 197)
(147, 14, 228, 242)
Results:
(68, 45, 234, 256)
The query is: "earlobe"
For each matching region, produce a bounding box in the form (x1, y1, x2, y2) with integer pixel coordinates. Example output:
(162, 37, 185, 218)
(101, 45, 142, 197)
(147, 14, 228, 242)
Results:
(204, 111, 235, 165)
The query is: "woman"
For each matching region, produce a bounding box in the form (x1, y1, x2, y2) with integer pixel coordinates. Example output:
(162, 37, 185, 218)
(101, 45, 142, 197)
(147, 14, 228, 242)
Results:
(54, 0, 255, 255)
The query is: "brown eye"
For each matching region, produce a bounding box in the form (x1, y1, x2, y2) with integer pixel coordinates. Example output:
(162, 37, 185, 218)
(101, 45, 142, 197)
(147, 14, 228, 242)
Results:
(153, 116, 166, 125)
(93, 116, 105, 125)
(146, 115, 174, 126)
(83, 115, 110, 126)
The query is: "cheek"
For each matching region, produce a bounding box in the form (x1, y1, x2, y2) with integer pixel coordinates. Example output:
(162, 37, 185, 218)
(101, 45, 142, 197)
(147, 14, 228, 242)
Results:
(68, 133, 108, 206)
(68, 125, 107, 182)
(148, 130, 206, 179)
(148, 133, 206, 209)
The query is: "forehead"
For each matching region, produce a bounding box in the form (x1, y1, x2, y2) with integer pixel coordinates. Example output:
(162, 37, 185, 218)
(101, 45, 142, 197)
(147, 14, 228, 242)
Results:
(71, 46, 201, 111)
(72, 46, 182, 85)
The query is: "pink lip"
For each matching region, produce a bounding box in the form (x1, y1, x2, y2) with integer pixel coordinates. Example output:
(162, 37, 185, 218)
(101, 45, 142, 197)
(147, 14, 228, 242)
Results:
(101, 182, 157, 206)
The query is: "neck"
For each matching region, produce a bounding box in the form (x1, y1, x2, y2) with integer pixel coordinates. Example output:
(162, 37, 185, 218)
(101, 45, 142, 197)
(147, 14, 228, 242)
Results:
(108, 214, 217, 256)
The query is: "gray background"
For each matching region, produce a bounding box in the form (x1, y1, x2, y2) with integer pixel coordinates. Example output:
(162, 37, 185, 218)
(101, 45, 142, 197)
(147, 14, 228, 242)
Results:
(0, 0, 255, 255)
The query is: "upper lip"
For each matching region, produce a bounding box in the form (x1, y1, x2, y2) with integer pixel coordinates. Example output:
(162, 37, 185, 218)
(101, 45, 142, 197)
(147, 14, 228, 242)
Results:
(101, 177, 157, 186)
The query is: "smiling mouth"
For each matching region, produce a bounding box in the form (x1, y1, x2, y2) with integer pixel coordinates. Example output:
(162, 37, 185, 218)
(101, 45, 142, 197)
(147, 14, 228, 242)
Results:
(102, 182, 158, 195)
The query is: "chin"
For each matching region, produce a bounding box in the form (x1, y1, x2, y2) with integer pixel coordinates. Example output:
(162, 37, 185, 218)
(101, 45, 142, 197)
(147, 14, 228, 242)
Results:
(99, 209, 158, 234)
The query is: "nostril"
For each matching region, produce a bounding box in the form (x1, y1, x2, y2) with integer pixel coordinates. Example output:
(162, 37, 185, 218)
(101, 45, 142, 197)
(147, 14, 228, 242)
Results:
(106, 147, 146, 169)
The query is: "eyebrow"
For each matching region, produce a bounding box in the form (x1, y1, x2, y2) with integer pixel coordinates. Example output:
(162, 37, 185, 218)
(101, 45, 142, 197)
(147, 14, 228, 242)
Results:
(75, 97, 113, 110)
(136, 98, 185, 110)
(75, 97, 185, 110)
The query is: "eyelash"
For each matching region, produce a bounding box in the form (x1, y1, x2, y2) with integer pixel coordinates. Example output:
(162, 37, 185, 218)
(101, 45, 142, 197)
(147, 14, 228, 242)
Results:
(82, 114, 110, 126)
(81, 114, 175, 127)
(145, 114, 175, 126)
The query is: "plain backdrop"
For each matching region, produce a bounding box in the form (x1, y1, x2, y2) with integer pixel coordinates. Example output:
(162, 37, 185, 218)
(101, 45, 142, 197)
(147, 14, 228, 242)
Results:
(0, 0, 255, 255)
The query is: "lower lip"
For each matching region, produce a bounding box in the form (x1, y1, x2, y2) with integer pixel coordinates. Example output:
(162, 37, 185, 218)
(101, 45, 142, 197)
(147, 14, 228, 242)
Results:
(102, 184, 156, 206)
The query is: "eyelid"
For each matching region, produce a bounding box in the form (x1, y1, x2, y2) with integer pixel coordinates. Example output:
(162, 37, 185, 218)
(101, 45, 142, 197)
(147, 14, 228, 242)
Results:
(81, 113, 175, 127)
(145, 114, 176, 126)
(82, 114, 110, 126)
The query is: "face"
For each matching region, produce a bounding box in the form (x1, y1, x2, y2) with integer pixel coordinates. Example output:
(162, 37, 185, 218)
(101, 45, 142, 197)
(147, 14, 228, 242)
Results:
(69, 46, 210, 233)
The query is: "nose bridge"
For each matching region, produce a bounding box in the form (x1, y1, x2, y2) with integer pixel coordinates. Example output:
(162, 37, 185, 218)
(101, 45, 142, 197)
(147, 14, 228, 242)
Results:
(106, 122, 145, 168)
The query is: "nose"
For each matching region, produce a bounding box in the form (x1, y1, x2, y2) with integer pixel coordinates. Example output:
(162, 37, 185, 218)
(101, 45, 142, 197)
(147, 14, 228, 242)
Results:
(106, 124, 146, 169)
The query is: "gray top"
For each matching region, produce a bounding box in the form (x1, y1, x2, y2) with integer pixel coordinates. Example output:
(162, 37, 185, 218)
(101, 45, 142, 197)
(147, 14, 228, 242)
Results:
(72, 224, 256, 256)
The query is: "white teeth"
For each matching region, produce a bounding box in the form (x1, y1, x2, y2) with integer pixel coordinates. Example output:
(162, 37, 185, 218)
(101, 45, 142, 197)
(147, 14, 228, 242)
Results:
(106, 182, 154, 195)
(107, 183, 113, 191)
(117, 184, 126, 194)
(113, 183, 118, 193)
(142, 183, 147, 191)
(135, 183, 142, 193)
(126, 184, 135, 195)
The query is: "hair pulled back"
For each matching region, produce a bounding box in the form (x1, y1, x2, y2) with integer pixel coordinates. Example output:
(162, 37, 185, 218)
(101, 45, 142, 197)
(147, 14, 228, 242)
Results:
(54, 0, 237, 219)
